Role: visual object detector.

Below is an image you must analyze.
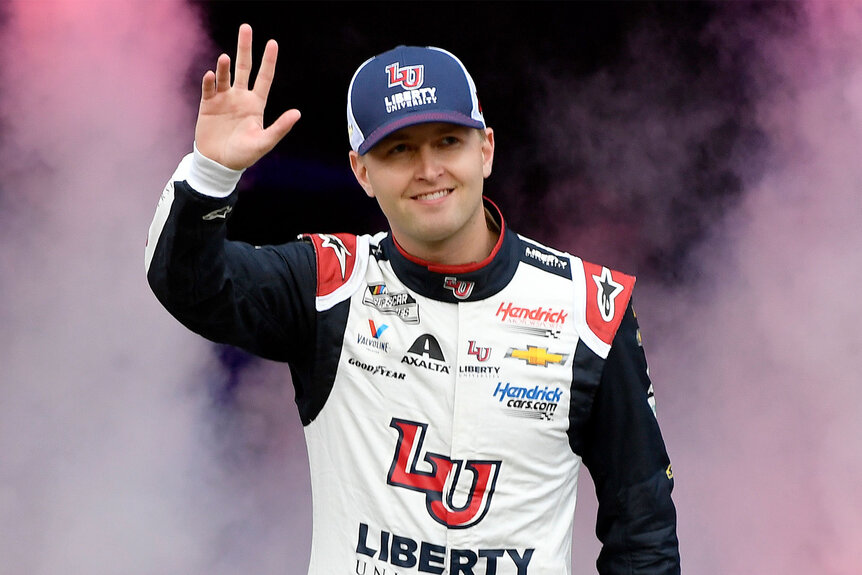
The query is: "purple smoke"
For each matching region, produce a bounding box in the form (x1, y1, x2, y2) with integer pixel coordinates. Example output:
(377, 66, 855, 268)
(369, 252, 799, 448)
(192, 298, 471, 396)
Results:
(1, 1, 860, 574)
(0, 1, 309, 573)
(545, 3, 862, 573)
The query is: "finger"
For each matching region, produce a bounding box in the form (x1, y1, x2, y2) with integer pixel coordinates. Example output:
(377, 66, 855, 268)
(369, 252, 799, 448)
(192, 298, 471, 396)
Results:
(201, 70, 216, 100)
(234, 23, 253, 89)
(262, 109, 302, 148)
(252, 39, 278, 100)
(215, 54, 231, 92)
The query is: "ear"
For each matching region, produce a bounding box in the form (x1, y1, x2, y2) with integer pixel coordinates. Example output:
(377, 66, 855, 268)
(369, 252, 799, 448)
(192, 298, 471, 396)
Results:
(481, 128, 495, 179)
(349, 151, 375, 198)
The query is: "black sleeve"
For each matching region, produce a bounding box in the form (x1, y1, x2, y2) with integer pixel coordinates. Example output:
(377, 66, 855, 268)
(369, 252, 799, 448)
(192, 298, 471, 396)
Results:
(146, 180, 316, 363)
(580, 301, 681, 574)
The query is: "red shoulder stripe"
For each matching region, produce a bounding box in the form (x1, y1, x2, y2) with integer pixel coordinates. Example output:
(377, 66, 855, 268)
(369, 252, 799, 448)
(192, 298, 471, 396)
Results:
(582, 261, 636, 346)
(303, 233, 358, 298)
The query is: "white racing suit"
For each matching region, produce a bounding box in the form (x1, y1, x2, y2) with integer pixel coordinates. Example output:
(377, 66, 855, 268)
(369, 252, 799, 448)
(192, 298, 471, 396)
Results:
(145, 150, 680, 574)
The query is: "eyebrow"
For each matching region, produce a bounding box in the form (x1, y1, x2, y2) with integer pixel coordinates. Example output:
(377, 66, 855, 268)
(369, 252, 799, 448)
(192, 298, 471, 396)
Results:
(383, 124, 468, 144)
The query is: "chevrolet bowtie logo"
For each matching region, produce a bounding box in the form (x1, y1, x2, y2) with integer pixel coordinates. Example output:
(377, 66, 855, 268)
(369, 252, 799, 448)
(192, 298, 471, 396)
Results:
(505, 346, 569, 367)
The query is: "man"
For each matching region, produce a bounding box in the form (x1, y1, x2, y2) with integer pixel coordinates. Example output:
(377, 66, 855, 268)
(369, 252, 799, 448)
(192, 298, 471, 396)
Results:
(146, 24, 680, 574)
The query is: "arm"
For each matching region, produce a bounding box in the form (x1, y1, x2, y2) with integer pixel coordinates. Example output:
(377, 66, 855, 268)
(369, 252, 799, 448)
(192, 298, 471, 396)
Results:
(145, 25, 312, 361)
(145, 150, 316, 362)
(581, 301, 681, 574)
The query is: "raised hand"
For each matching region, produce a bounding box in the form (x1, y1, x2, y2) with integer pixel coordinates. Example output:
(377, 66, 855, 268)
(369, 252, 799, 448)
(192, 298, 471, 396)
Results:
(195, 24, 301, 170)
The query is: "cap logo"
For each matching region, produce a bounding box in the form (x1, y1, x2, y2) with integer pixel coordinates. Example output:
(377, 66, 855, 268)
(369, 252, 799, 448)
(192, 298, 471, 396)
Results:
(386, 62, 424, 89)
(349, 46, 485, 154)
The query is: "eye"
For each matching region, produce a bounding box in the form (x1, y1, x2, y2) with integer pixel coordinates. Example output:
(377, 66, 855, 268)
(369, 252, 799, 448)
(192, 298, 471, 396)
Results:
(439, 135, 461, 147)
(386, 142, 410, 156)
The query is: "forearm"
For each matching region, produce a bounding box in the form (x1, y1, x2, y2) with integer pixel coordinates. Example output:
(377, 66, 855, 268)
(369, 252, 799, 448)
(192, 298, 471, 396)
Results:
(145, 150, 315, 361)
(146, 148, 239, 300)
(582, 302, 681, 574)
(594, 467, 679, 574)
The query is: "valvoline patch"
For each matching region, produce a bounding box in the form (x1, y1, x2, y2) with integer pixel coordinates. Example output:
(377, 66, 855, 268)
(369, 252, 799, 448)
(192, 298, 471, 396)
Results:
(304, 233, 358, 298)
(582, 261, 636, 346)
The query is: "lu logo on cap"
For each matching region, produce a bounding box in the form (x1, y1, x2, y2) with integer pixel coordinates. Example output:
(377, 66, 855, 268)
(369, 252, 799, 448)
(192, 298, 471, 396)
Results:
(386, 62, 424, 89)
(347, 45, 486, 155)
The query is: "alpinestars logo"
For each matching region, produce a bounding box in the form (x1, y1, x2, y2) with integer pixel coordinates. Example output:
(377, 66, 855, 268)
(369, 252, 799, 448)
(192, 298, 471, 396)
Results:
(202, 205, 232, 221)
(592, 266, 624, 322)
(319, 234, 352, 280)
(387, 419, 501, 529)
(443, 276, 474, 300)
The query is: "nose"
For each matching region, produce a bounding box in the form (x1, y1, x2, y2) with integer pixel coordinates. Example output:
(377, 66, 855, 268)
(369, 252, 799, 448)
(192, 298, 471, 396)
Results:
(415, 145, 444, 181)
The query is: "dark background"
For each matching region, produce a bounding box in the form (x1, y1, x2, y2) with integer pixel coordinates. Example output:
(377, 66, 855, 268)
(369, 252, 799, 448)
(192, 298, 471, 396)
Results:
(193, 1, 792, 283)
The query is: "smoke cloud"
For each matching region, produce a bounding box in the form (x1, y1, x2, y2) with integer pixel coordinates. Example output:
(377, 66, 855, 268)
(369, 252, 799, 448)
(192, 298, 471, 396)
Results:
(2, 1, 860, 574)
(528, 2, 862, 573)
(0, 1, 309, 573)
(667, 3, 862, 572)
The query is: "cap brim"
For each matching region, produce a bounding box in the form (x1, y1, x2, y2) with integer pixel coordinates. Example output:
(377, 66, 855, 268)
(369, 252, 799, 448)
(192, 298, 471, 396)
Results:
(357, 111, 485, 155)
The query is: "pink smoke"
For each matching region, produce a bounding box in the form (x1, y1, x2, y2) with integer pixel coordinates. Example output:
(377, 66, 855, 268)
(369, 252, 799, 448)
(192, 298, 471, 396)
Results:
(563, 2, 862, 573)
(0, 1, 309, 573)
(672, 3, 862, 572)
(3, 1, 860, 574)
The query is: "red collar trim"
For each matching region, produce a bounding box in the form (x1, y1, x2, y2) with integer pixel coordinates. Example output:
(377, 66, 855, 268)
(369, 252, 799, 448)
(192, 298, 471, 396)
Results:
(392, 197, 506, 274)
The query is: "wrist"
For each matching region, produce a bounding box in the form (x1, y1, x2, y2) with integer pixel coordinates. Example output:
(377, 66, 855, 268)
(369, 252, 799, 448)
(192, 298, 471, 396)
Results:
(188, 142, 245, 198)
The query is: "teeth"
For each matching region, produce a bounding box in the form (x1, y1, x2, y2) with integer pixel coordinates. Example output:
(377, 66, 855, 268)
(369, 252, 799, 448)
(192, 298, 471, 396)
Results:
(416, 189, 451, 201)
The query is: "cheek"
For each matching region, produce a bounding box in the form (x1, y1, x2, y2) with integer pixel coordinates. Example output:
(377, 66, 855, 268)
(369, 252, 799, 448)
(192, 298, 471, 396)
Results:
(367, 170, 408, 202)
(464, 155, 489, 183)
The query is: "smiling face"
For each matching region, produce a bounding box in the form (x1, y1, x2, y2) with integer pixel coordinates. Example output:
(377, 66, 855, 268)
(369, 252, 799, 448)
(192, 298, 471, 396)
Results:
(349, 122, 496, 265)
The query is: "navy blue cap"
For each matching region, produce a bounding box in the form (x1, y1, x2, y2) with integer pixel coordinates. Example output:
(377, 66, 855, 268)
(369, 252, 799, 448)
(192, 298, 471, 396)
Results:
(347, 45, 486, 155)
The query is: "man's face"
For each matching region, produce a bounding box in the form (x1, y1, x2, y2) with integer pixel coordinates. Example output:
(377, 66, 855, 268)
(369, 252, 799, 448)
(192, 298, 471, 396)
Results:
(349, 122, 495, 259)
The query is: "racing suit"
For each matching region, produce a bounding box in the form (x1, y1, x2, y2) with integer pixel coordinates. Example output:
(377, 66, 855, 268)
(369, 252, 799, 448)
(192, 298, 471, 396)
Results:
(146, 149, 680, 574)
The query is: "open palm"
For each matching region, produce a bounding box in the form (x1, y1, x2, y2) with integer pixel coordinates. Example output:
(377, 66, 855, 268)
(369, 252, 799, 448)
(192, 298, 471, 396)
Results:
(195, 24, 300, 170)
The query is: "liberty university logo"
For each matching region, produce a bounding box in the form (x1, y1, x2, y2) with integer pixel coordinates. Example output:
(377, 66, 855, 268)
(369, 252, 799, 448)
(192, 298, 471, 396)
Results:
(386, 62, 424, 89)
(387, 418, 500, 528)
